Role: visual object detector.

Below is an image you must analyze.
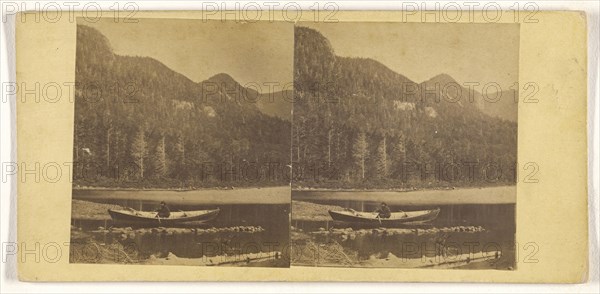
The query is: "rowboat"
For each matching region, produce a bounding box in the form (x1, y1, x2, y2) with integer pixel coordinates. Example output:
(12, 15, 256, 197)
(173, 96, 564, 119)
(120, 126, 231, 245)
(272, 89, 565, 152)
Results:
(108, 208, 220, 226)
(328, 208, 440, 226)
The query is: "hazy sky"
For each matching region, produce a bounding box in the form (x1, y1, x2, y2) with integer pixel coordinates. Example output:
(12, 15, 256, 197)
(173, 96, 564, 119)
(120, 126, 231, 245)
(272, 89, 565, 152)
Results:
(80, 18, 293, 92)
(80, 19, 518, 92)
(300, 22, 520, 88)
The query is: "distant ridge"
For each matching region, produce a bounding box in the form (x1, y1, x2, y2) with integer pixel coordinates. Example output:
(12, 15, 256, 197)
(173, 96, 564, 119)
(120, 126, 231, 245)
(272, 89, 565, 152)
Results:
(73, 25, 291, 188)
(292, 26, 517, 188)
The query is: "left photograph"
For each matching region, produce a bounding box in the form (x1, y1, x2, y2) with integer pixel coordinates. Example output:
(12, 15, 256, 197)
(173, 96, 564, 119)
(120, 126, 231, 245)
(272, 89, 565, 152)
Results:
(69, 18, 293, 267)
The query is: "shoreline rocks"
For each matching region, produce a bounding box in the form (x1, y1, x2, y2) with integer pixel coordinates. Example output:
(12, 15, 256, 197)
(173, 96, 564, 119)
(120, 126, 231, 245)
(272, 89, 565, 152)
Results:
(89, 225, 266, 240)
(309, 226, 486, 239)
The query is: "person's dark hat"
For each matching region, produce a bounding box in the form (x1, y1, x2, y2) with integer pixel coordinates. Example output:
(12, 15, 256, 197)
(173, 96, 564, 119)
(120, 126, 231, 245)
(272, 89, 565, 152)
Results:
(381, 202, 387, 206)
(160, 201, 166, 205)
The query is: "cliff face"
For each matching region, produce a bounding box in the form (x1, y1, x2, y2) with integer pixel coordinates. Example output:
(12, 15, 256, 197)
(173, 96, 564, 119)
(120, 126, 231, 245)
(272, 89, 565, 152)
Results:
(74, 25, 291, 187)
(292, 26, 517, 187)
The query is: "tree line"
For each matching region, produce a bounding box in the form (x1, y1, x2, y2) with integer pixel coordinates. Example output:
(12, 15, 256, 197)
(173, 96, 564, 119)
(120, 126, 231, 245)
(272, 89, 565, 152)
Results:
(73, 25, 291, 189)
(292, 26, 517, 189)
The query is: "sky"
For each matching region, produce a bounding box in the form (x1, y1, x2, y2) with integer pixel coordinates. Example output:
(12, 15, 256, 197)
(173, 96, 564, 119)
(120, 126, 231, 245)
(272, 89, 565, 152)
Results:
(79, 19, 519, 92)
(300, 22, 520, 89)
(80, 18, 294, 92)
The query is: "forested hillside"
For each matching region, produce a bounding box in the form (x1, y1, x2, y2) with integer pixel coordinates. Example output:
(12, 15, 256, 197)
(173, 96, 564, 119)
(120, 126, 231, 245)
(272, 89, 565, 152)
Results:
(257, 90, 293, 120)
(292, 27, 517, 189)
(73, 25, 291, 188)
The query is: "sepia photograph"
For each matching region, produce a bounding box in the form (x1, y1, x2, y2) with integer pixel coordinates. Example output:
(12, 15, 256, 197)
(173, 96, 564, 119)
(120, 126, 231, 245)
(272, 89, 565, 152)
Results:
(69, 18, 293, 267)
(291, 22, 519, 269)
(9, 5, 593, 287)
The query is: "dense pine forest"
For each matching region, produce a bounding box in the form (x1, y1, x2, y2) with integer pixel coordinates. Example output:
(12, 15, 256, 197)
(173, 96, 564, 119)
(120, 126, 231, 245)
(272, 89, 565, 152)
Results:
(73, 25, 291, 189)
(73, 25, 518, 190)
(292, 27, 518, 189)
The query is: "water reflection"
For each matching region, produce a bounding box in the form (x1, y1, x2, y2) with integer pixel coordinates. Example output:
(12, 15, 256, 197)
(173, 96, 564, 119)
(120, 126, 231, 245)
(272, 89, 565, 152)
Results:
(291, 196, 515, 269)
(71, 195, 290, 267)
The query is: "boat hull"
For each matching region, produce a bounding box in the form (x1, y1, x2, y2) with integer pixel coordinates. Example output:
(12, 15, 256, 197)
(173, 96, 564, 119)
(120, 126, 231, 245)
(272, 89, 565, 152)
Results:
(108, 208, 220, 226)
(328, 208, 440, 226)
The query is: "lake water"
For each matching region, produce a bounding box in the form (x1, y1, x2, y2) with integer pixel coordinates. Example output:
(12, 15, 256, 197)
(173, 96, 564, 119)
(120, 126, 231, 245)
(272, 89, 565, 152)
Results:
(292, 186, 516, 205)
(71, 188, 290, 267)
(70, 187, 516, 269)
(291, 188, 516, 269)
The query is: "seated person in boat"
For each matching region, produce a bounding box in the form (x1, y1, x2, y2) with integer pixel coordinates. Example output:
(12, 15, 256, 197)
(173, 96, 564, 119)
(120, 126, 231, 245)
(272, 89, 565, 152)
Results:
(155, 201, 171, 218)
(375, 202, 391, 219)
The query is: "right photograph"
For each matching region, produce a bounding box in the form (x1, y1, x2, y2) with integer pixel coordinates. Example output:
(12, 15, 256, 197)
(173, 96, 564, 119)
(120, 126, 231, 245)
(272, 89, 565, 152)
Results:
(291, 22, 519, 269)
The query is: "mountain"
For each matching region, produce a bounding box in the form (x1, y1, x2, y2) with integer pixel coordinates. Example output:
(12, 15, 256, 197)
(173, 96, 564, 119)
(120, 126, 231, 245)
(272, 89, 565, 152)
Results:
(257, 90, 293, 120)
(197, 73, 292, 120)
(292, 26, 517, 188)
(420, 73, 518, 122)
(73, 25, 291, 188)
(478, 89, 518, 122)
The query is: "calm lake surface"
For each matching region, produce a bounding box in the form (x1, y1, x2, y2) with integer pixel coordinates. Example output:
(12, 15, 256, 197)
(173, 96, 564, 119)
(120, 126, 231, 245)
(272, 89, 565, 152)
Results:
(293, 186, 516, 205)
(291, 187, 516, 269)
(71, 188, 290, 266)
(73, 186, 290, 204)
(71, 187, 516, 268)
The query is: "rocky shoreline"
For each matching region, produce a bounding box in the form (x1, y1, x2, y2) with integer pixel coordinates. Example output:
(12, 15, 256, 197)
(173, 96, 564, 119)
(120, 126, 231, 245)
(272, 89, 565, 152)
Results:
(91, 225, 266, 241)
